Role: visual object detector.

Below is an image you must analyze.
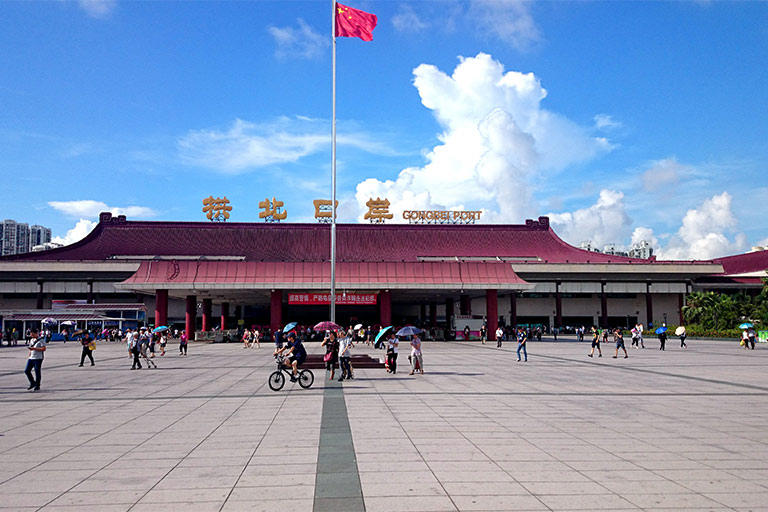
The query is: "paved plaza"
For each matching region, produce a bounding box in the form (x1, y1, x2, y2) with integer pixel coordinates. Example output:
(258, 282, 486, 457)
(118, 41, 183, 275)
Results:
(0, 337, 767, 512)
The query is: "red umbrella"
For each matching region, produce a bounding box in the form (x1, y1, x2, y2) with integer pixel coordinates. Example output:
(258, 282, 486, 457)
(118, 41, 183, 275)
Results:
(314, 321, 342, 331)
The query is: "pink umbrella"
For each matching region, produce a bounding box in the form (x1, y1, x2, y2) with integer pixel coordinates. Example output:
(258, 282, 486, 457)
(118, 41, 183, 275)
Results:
(314, 321, 342, 331)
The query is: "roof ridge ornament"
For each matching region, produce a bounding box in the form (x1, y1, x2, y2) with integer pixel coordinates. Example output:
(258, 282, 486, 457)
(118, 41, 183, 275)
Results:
(525, 216, 550, 230)
(98, 212, 127, 224)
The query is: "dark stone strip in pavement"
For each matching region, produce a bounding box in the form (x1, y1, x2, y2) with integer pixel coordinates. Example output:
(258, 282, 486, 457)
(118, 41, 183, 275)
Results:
(314, 378, 364, 512)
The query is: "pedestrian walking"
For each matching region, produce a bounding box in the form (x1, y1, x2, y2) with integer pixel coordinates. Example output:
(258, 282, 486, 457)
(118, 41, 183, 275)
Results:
(747, 328, 756, 350)
(635, 323, 645, 348)
(496, 326, 504, 348)
(79, 332, 95, 367)
(24, 328, 45, 391)
(516, 326, 528, 362)
(679, 328, 687, 349)
(338, 331, 352, 381)
(130, 334, 142, 369)
(321, 330, 339, 380)
(160, 332, 167, 356)
(480, 324, 487, 345)
(386, 332, 399, 374)
(612, 328, 628, 359)
(179, 330, 188, 355)
(148, 332, 156, 358)
(242, 329, 251, 348)
(409, 333, 423, 374)
(252, 328, 260, 349)
(588, 326, 602, 358)
(630, 327, 640, 348)
(659, 329, 667, 351)
(463, 325, 470, 341)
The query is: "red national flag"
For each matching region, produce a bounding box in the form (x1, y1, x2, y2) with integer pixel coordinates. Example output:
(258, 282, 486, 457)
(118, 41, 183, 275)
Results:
(335, 2, 377, 41)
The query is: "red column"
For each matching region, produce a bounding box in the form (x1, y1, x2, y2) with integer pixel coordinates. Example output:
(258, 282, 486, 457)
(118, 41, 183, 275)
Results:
(220, 302, 229, 330)
(202, 298, 212, 331)
(155, 289, 168, 327)
(486, 289, 498, 341)
(270, 290, 282, 333)
(429, 302, 437, 328)
(185, 295, 196, 339)
(460, 294, 471, 315)
(379, 290, 392, 327)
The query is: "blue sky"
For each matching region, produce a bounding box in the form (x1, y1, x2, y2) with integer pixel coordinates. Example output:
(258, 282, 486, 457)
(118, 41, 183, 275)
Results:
(1, 0, 766, 259)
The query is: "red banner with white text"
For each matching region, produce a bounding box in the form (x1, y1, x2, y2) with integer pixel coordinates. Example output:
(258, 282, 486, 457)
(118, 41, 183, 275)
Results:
(288, 293, 377, 305)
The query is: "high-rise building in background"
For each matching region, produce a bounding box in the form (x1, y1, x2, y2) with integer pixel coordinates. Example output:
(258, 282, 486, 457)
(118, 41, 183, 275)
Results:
(1, 220, 53, 255)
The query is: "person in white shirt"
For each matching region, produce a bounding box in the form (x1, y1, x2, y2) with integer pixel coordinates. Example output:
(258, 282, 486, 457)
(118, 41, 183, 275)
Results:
(25, 328, 46, 391)
(495, 327, 504, 348)
(386, 333, 399, 374)
(338, 333, 353, 381)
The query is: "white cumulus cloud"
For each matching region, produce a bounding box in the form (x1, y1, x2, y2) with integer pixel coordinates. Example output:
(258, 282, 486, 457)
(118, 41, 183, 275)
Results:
(656, 192, 746, 260)
(48, 200, 156, 219)
(52, 219, 98, 246)
(547, 190, 633, 250)
(76, 0, 116, 19)
(355, 53, 610, 223)
(268, 18, 327, 59)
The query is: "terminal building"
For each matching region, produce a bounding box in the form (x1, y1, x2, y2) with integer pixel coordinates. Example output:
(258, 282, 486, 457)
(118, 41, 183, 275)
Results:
(0, 212, 766, 340)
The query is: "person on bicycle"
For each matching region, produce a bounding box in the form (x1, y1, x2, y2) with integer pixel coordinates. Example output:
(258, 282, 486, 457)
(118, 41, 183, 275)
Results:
(277, 332, 306, 382)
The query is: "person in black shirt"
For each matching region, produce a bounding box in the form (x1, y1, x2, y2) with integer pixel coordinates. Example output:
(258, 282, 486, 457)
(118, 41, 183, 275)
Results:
(278, 332, 307, 382)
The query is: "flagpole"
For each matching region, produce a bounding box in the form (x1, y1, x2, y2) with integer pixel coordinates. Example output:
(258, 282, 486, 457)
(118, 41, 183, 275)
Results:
(330, 0, 337, 326)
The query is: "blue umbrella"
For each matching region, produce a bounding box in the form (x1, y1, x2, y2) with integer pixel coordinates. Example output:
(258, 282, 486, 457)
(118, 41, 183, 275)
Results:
(396, 326, 422, 336)
(739, 322, 754, 329)
(283, 322, 298, 333)
(655, 327, 668, 334)
(152, 325, 169, 333)
(375, 326, 392, 344)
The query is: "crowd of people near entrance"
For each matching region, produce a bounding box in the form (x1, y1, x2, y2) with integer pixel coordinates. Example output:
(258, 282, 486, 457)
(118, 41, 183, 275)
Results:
(13, 316, 763, 392)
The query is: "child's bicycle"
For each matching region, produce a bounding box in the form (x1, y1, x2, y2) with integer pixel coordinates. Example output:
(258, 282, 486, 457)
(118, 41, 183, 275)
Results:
(269, 354, 314, 391)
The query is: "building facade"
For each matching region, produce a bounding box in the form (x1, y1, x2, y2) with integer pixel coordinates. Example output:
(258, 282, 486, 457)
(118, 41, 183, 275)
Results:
(0, 213, 765, 339)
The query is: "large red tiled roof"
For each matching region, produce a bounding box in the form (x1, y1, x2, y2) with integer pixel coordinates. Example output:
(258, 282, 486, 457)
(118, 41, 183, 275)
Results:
(119, 260, 531, 290)
(0, 213, 715, 266)
(713, 251, 768, 276)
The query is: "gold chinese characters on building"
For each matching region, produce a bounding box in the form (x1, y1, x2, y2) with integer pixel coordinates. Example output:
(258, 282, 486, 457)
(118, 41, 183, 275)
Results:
(364, 197, 393, 223)
(313, 199, 338, 223)
(202, 196, 232, 221)
(259, 197, 287, 222)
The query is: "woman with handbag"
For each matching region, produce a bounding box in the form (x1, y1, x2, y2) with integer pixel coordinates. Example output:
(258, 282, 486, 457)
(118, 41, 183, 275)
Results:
(79, 332, 95, 367)
(321, 331, 339, 381)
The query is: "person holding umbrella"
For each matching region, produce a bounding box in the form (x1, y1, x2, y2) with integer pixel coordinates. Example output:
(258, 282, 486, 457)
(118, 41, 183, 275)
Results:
(79, 331, 95, 367)
(675, 326, 687, 349)
(321, 330, 339, 380)
(657, 325, 668, 351)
